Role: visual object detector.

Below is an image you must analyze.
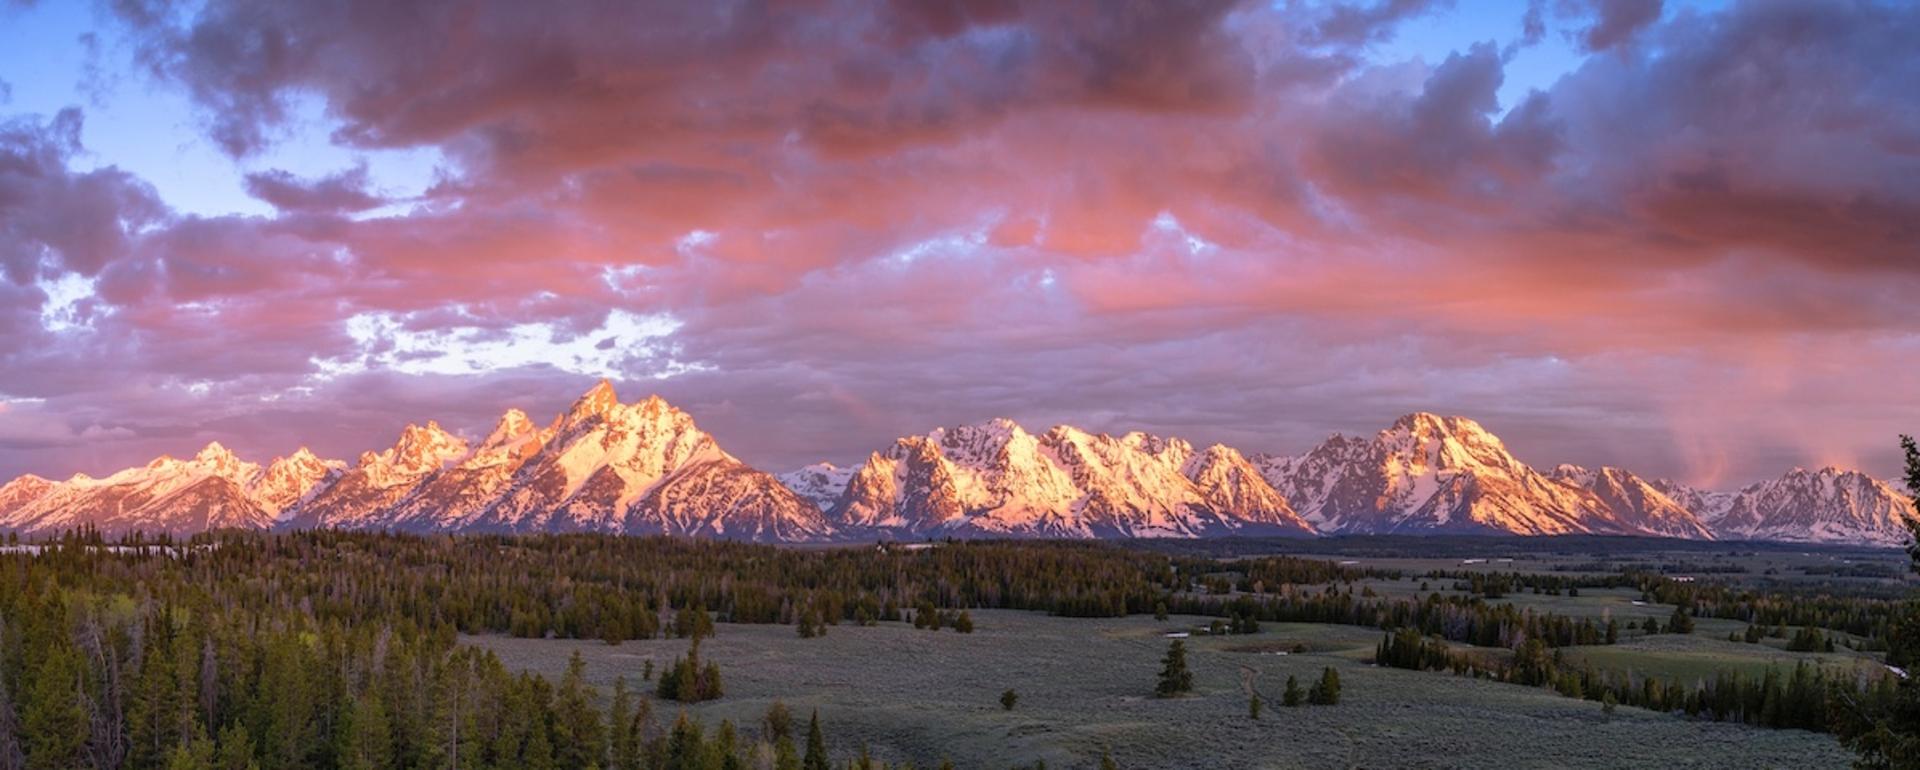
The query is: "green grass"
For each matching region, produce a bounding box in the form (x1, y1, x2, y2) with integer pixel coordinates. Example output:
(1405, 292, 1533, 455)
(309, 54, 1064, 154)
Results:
(1563, 628, 1888, 683)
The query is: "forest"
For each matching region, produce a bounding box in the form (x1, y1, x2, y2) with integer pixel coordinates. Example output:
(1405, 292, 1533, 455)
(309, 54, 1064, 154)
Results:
(0, 528, 1914, 768)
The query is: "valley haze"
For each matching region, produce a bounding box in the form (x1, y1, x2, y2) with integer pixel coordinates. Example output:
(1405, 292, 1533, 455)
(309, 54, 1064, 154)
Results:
(3, 380, 1910, 547)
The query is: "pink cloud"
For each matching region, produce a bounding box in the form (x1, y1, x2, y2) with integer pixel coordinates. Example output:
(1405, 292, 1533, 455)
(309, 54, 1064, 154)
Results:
(0, 0, 1915, 487)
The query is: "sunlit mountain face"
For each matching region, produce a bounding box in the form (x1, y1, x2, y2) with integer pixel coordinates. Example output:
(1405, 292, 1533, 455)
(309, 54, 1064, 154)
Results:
(0, 0, 1916, 502)
(2, 381, 1912, 545)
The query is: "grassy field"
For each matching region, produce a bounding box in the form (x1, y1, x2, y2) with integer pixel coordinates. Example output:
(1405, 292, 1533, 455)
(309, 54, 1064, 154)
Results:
(1562, 626, 1887, 683)
(468, 609, 1854, 769)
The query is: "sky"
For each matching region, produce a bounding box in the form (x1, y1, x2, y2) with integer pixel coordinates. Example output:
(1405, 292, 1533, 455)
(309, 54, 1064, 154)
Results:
(0, 0, 1915, 488)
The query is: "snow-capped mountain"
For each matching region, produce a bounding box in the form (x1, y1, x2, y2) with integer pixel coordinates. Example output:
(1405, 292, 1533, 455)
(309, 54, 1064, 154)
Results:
(1649, 478, 1736, 524)
(1259, 413, 1684, 537)
(776, 463, 854, 511)
(1699, 467, 1916, 547)
(825, 419, 1317, 539)
(284, 381, 833, 541)
(453, 383, 830, 540)
(253, 448, 349, 519)
(284, 421, 472, 529)
(0, 383, 831, 542)
(0, 390, 1912, 546)
(0, 442, 307, 536)
(1549, 464, 1715, 540)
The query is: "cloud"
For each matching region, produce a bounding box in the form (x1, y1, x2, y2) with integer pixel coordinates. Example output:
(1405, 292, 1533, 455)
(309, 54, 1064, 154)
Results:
(243, 165, 383, 213)
(1306, 0, 1449, 46)
(0, 0, 1912, 487)
(1579, 0, 1663, 52)
(0, 109, 165, 283)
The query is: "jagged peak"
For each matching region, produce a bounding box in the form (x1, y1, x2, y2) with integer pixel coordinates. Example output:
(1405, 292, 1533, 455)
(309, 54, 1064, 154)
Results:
(1551, 463, 1592, 479)
(1118, 430, 1180, 453)
(195, 440, 236, 462)
(925, 418, 1031, 463)
(1183, 443, 1253, 477)
(1389, 412, 1492, 437)
(396, 421, 449, 449)
(367, 420, 467, 471)
(269, 446, 337, 471)
(1198, 443, 1246, 461)
(933, 417, 1025, 438)
(484, 408, 537, 443)
(566, 379, 622, 421)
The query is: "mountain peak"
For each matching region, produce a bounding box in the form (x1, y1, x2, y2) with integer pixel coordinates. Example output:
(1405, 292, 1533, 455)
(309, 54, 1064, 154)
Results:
(1390, 412, 1489, 436)
(486, 408, 536, 443)
(190, 441, 255, 479)
(567, 379, 622, 422)
(386, 421, 467, 472)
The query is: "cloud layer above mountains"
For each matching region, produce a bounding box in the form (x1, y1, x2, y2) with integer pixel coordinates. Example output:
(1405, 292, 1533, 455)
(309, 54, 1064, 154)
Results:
(0, 0, 1916, 486)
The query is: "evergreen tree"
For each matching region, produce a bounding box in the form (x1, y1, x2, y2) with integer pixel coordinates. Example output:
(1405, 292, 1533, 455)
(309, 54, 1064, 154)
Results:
(1282, 675, 1304, 707)
(607, 677, 633, 770)
(763, 701, 793, 743)
(553, 652, 605, 768)
(336, 695, 394, 770)
(21, 649, 86, 770)
(1000, 690, 1018, 711)
(803, 711, 828, 770)
(1836, 435, 1920, 767)
(212, 723, 257, 770)
(1155, 640, 1193, 697)
(1669, 606, 1695, 635)
(1249, 692, 1262, 720)
(164, 724, 215, 770)
(1307, 667, 1341, 706)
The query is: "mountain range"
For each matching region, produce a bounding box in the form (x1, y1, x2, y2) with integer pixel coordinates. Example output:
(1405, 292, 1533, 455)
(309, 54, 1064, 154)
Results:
(1, 381, 1913, 546)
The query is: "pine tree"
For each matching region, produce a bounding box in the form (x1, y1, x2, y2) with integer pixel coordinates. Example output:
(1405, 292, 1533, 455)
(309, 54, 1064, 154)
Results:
(1155, 640, 1193, 697)
(163, 724, 215, 770)
(336, 695, 394, 770)
(21, 649, 86, 770)
(607, 677, 633, 770)
(1669, 606, 1695, 634)
(1249, 692, 1262, 720)
(553, 652, 605, 768)
(763, 701, 793, 743)
(212, 723, 256, 770)
(1307, 667, 1341, 706)
(1282, 675, 1304, 707)
(1000, 690, 1018, 711)
(802, 711, 828, 770)
(1835, 435, 1920, 767)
